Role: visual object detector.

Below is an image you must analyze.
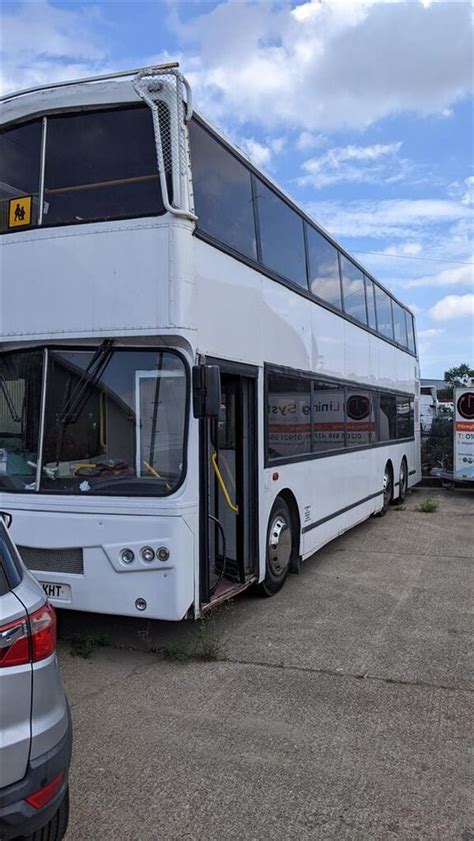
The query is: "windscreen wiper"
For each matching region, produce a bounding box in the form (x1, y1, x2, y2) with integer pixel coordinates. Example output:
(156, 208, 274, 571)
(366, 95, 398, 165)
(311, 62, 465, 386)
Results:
(57, 339, 114, 427)
(0, 376, 21, 423)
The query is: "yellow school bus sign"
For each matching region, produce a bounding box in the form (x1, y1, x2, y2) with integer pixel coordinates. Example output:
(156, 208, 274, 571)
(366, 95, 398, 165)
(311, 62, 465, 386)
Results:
(8, 196, 32, 228)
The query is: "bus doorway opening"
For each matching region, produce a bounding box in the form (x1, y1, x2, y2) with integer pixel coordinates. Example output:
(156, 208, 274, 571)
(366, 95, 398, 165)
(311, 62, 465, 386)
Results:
(200, 367, 258, 608)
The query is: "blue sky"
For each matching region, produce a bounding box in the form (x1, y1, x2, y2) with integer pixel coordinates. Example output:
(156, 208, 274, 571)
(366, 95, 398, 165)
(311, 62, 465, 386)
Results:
(1, 0, 473, 377)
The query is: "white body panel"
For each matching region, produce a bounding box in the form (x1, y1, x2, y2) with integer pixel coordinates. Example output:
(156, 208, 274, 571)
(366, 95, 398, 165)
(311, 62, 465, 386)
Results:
(1, 219, 196, 339)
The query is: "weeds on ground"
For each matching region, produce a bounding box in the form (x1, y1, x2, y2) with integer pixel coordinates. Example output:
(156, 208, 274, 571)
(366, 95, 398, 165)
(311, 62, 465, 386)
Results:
(69, 633, 110, 659)
(67, 605, 231, 664)
(159, 620, 228, 663)
(417, 497, 439, 513)
(137, 612, 229, 664)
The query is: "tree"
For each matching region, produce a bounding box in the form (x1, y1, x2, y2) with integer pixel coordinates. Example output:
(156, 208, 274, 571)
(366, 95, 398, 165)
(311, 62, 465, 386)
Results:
(437, 386, 453, 401)
(444, 363, 474, 387)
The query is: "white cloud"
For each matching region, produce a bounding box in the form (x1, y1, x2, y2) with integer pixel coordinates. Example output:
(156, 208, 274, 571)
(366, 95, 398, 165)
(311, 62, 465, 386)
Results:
(381, 243, 423, 257)
(0, 1, 110, 95)
(296, 132, 327, 151)
(236, 134, 286, 167)
(448, 174, 474, 206)
(416, 326, 446, 357)
(270, 137, 286, 155)
(429, 294, 474, 321)
(178, 0, 473, 131)
(417, 328, 445, 338)
(239, 138, 272, 167)
(309, 198, 474, 240)
(300, 142, 405, 188)
(461, 175, 474, 206)
(404, 264, 474, 288)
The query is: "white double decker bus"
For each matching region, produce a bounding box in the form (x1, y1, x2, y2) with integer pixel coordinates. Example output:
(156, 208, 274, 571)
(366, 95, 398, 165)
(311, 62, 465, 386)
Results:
(0, 65, 420, 620)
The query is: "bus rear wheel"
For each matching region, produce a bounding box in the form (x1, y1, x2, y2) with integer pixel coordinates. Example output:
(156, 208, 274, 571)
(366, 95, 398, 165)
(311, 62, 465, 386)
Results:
(376, 462, 393, 516)
(394, 458, 408, 505)
(257, 497, 293, 597)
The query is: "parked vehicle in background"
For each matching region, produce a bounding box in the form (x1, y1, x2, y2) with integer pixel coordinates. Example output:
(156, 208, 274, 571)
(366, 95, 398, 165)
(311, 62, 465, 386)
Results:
(0, 63, 420, 621)
(420, 386, 439, 436)
(0, 514, 71, 841)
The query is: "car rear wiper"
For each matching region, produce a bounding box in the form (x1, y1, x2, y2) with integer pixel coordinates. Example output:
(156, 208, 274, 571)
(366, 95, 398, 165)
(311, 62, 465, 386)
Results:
(57, 339, 114, 427)
(0, 376, 21, 423)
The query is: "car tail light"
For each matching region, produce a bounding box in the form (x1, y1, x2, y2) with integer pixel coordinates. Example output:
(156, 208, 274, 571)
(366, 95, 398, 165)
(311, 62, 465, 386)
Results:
(30, 603, 57, 662)
(0, 602, 56, 668)
(0, 616, 29, 667)
(26, 771, 64, 810)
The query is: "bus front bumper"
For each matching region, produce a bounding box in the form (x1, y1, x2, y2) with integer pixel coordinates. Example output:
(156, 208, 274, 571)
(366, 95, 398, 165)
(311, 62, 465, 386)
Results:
(8, 508, 197, 621)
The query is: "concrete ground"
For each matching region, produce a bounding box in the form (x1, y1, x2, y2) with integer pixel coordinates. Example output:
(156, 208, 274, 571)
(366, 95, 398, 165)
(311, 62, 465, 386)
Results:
(58, 488, 473, 841)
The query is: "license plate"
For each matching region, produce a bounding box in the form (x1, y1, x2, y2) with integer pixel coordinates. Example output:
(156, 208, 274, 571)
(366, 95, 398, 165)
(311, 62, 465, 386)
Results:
(41, 582, 71, 602)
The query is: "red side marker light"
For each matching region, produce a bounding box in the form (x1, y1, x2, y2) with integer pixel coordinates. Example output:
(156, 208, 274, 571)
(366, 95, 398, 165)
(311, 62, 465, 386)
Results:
(272, 472, 279, 481)
(26, 771, 64, 810)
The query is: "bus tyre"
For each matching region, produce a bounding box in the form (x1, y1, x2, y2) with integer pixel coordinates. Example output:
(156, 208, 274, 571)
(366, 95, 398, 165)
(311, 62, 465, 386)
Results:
(376, 463, 393, 516)
(394, 459, 408, 505)
(257, 497, 293, 597)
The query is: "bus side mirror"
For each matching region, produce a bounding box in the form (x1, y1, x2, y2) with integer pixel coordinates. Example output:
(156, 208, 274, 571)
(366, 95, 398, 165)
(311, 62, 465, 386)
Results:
(192, 365, 221, 419)
(0, 512, 12, 528)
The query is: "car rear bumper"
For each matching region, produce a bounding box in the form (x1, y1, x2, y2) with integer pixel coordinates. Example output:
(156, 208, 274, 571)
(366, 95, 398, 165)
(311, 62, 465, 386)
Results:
(0, 705, 72, 840)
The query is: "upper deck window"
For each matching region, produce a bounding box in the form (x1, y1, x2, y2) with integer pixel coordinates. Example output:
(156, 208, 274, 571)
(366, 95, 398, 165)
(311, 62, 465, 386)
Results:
(306, 225, 342, 309)
(340, 255, 367, 326)
(0, 122, 42, 232)
(188, 118, 416, 356)
(374, 285, 394, 340)
(0, 106, 166, 232)
(393, 301, 408, 347)
(43, 107, 165, 226)
(405, 310, 416, 354)
(364, 276, 377, 331)
(255, 179, 307, 288)
(189, 121, 257, 259)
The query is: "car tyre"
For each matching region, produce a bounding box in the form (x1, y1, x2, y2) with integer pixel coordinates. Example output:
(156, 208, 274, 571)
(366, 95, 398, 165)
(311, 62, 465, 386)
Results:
(19, 787, 69, 841)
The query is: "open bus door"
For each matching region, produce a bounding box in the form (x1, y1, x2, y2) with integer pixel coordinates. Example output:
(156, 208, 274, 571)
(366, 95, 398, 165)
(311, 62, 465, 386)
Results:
(195, 361, 258, 609)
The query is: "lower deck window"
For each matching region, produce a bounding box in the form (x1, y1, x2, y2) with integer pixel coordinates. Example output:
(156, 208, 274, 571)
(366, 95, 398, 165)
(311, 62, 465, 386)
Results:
(379, 394, 397, 441)
(312, 382, 345, 452)
(266, 368, 414, 462)
(267, 374, 311, 459)
(345, 391, 376, 447)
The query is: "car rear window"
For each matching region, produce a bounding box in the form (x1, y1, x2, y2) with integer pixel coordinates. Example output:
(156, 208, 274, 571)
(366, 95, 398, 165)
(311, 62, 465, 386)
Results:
(0, 528, 22, 593)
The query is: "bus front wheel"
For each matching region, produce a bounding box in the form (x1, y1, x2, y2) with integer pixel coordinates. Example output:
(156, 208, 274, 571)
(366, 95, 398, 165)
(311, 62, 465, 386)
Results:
(257, 497, 293, 597)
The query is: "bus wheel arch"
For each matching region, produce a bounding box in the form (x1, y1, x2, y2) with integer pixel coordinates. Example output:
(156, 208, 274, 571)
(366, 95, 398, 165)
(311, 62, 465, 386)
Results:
(257, 491, 300, 597)
(278, 489, 302, 574)
(394, 456, 408, 505)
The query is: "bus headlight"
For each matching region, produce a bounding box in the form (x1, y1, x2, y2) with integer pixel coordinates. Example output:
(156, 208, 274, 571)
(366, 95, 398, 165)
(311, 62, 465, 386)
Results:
(157, 546, 170, 562)
(120, 548, 135, 565)
(140, 546, 155, 563)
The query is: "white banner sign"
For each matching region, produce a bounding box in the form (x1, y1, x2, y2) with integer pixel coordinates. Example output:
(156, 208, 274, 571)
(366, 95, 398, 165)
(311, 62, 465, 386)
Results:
(454, 388, 474, 481)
